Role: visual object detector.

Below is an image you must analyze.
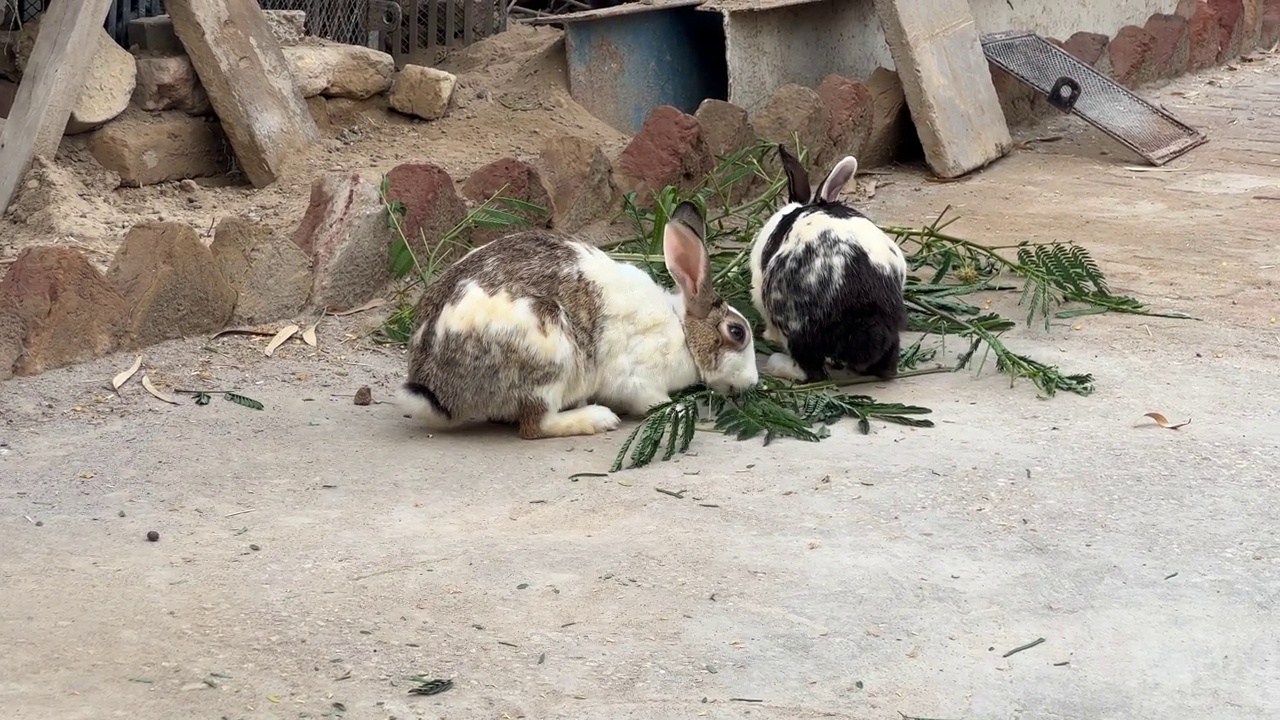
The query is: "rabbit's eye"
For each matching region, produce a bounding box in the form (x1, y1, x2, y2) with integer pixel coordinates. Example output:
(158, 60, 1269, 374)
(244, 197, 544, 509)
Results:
(727, 325, 746, 343)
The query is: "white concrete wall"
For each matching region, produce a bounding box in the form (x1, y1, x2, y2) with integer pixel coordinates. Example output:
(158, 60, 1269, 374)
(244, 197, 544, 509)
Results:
(722, 0, 1181, 113)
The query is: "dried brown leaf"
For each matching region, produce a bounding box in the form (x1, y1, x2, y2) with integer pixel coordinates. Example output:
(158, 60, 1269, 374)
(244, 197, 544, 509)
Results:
(302, 322, 319, 347)
(112, 355, 142, 391)
(1143, 412, 1190, 430)
(265, 324, 300, 357)
(210, 324, 281, 340)
(141, 375, 180, 405)
(326, 298, 387, 316)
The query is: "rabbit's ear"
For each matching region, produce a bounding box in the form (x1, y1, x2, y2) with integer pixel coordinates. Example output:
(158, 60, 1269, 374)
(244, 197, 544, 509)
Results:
(670, 200, 705, 242)
(663, 209, 712, 316)
(778, 145, 811, 205)
(817, 156, 858, 204)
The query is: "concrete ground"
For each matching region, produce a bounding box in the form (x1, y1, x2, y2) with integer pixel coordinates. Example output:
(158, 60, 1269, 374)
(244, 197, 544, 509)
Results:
(3, 57, 1279, 720)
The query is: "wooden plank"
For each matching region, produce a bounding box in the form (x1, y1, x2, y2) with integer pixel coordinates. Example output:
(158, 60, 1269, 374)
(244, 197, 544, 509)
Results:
(165, 0, 320, 188)
(871, 0, 1012, 178)
(0, 0, 115, 216)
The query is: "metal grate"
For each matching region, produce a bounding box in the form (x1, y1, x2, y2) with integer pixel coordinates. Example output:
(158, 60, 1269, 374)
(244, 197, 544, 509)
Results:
(981, 31, 1207, 165)
(390, 0, 508, 66)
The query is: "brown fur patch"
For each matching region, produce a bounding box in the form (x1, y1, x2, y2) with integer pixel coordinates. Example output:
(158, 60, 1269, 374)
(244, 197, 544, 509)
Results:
(683, 295, 752, 374)
(517, 396, 549, 439)
(406, 231, 605, 424)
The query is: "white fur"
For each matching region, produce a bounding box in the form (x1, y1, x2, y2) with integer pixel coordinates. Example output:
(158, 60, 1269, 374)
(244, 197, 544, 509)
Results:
(575, 243, 753, 405)
(750, 200, 802, 344)
(783, 213, 906, 279)
(396, 385, 463, 429)
(764, 352, 807, 382)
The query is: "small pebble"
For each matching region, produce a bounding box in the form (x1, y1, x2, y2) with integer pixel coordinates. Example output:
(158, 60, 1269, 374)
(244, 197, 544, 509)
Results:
(250, 544, 261, 551)
(353, 386, 372, 406)
(118, 510, 126, 517)
(146, 530, 160, 542)
(35, 520, 43, 527)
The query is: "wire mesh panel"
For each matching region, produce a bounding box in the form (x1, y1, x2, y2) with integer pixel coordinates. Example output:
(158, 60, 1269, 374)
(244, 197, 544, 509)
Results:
(981, 31, 1207, 165)
(391, 0, 508, 65)
(3, 0, 506, 67)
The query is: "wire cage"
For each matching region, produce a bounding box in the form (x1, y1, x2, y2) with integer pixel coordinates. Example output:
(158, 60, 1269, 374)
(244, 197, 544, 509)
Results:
(2, 0, 509, 66)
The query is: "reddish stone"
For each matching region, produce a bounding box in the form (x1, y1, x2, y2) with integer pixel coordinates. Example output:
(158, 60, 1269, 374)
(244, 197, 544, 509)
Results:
(0, 247, 128, 377)
(383, 162, 469, 260)
(616, 105, 714, 208)
(1180, 0, 1224, 70)
(1208, 0, 1246, 61)
(107, 222, 237, 348)
(816, 74, 875, 158)
(536, 135, 620, 232)
(1063, 31, 1114, 76)
(1145, 13, 1192, 78)
(292, 172, 397, 310)
(461, 157, 553, 229)
(1109, 25, 1160, 87)
(1262, 0, 1280, 47)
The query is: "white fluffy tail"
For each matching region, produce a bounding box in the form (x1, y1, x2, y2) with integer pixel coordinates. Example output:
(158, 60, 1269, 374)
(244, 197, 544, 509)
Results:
(397, 383, 462, 431)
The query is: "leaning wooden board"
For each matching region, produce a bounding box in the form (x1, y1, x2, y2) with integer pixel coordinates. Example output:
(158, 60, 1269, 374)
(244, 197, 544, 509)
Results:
(871, 0, 1012, 178)
(166, 0, 319, 188)
(0, 0, 115, 216)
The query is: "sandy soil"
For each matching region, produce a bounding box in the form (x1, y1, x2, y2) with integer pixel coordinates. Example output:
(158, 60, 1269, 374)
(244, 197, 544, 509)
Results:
(0, 25, 629, 271)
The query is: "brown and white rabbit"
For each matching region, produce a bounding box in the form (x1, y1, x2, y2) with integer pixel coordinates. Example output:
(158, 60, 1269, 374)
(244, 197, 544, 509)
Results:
(749, 145, 908, 383)
(397, 201, 760, 439)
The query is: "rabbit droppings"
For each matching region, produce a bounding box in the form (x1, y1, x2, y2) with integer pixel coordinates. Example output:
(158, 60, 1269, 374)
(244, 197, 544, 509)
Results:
(749, 145, 908, 384)
(397, 201, 760, 439)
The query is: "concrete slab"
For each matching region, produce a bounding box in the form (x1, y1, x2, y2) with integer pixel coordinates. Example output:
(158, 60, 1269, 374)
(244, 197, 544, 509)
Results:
(873, 0, 1013, 177)
(1, 58, 1279, 719)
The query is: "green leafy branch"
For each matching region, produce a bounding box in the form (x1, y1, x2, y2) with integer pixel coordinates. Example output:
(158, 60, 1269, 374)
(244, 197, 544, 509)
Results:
(611, 374, 938, 472)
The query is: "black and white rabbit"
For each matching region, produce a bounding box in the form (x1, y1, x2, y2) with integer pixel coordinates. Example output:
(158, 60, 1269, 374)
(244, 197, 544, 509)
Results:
(398, 201, 760, 439)
(748, 145, 908, 383)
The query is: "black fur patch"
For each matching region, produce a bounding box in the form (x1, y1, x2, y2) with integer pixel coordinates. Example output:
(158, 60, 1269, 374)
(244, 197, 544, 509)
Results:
(402, 381, 453, 420)
(759, 203, 868, 275)
(763, 229, 906, 382)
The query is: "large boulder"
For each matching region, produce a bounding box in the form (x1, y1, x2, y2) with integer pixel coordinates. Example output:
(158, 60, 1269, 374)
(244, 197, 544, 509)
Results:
(292, 172, 396, 310)
(388, 65, 458, 121)
(15, 19, 136, 134)
(132, 54, 211, 114)
(462, 158, 553, 225)
(861, 68, 910, 168)
(283, 40, 394, 100)
(211, 216, 313, 324)
(535, 136, 620, 232)
(87, 111, 230, 187)
(816, 74, 875, 159)
(0, 247, 129, 377)
(752, 83, 834, 166)
(615, 105, 714, 208)
(1145, 14, 1192, 79)
(1109, 25, 1160, 87)
(382, 162, 470, 264)
(106, 222, 238, 348)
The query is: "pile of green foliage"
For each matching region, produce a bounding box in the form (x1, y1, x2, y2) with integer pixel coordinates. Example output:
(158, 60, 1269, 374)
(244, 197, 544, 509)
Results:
(376, 140, 1189, 471)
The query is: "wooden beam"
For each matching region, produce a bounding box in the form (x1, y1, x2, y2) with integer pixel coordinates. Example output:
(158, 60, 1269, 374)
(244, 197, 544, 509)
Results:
(872, 0, 1012, 178)
(165, 0, 320, 188)
(0, 0, 116, 216)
